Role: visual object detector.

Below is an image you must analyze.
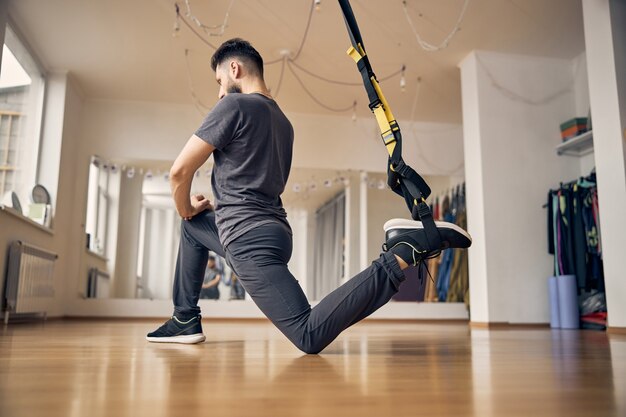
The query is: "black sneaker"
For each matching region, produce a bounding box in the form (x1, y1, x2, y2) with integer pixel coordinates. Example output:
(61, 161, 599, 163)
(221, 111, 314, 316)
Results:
(383, 219, 472, 266)
(146, 315, 206, 344)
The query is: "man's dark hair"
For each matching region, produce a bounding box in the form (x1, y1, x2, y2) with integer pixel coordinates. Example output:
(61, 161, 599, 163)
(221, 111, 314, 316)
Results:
(208, 256, 216, 261)
(210, 38, 264, 78)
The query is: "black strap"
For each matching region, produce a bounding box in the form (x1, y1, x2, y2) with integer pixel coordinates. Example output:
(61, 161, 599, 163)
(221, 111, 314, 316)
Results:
(337, 0, 443, 251)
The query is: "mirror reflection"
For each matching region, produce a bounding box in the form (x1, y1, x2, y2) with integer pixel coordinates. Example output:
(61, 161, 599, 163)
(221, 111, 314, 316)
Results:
(83, 156, 349, 302)
(82, 156, 466, 304)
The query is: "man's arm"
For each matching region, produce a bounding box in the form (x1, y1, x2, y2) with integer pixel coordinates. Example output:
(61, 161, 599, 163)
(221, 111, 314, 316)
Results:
(170, 134, 216, 219)
(201, 273, 221, 289)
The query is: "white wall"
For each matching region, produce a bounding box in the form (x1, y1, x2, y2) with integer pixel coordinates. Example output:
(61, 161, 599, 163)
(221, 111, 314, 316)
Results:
(0, 74, 87, 316)
(460, 51, 584, 324)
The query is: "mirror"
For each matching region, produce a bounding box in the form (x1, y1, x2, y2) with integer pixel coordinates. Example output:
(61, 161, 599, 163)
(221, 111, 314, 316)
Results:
(82, 156, 461, 303)
(82, 156, 349, 302)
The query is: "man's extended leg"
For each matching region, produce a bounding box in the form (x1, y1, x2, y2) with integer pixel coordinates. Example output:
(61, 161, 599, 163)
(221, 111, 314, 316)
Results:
(225, 222, 405, 354)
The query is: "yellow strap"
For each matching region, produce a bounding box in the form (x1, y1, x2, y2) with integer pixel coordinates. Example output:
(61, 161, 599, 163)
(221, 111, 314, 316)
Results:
(346, 44, 397, 157)
(373, 105, 396, 156)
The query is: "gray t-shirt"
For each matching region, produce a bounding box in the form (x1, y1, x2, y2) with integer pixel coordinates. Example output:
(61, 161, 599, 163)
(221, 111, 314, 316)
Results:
(194, 93, 294, 247)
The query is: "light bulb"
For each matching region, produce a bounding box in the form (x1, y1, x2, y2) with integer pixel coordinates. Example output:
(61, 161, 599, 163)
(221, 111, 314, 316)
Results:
(400, 65, 406, 93)
(315, 0, 321, 12)
(352, 100, 357, 123)
(173, 19, 180, 38)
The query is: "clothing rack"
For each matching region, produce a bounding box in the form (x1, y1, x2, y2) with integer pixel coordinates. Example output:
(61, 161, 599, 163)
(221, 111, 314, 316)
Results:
(546, 169, 606, 329)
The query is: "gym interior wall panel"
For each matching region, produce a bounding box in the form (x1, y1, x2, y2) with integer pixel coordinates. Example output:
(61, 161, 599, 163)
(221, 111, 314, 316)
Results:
(461, 50, 583, 324)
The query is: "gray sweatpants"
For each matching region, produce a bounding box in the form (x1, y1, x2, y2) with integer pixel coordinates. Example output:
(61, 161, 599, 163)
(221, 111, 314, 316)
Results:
(172, 210, 405, 354)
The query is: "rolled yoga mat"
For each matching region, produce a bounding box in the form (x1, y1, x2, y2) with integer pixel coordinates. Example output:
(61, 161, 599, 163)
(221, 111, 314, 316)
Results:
(548, 276, 561, 329)
(556, 275, 579, 329)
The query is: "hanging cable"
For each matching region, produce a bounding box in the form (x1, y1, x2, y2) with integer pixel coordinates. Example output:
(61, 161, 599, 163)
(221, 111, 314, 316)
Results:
(476, 55, 577, 106)
(184, 49, 213, 115)
(272, 57, 288, 98)
(265, 0, 316, 65)
(289, 60, 404, 86)
(176, 3, 218, 49)
(406, 78, 464, 175)
(183, 0, 236, 37)
(287, 61, 355, 112)
(290, 0, 315, 62)
(402, 0, 470, 52)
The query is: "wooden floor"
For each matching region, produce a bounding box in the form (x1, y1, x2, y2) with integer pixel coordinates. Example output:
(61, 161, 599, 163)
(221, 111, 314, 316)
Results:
(1, 320, 625, 417)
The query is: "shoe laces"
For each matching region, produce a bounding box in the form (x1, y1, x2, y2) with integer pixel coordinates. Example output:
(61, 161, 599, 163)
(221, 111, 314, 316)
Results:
(417, 258, 436, 285)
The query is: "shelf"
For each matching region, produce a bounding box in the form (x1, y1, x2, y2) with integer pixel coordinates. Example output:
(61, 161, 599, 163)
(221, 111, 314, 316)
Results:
(0, 204, 54, 235)
(556, 130, 593, 156)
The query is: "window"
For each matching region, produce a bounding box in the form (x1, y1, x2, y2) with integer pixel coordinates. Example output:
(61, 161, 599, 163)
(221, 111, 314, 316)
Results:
(85, 157, 111, 255)
(0, 25, 46, 218)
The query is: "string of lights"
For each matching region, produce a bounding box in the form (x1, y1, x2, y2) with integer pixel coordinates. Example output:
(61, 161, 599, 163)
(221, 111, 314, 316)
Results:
(183, 0, 236, 37)
(173, 1, 445, 114)
(174, 3, 217, 49)
(402, 0, 470, 52)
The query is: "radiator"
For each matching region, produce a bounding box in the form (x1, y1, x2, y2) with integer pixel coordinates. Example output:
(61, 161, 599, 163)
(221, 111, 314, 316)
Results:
(4, 241, 57, 323)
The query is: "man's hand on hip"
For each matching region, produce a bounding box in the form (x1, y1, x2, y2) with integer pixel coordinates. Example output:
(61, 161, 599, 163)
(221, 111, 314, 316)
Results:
(183, 194, 213, 221)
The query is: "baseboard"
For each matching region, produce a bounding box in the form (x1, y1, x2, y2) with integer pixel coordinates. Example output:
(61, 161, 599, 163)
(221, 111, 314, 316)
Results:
(470, 321, 550, 329)
(607, 326, 626, 335)
(63, 316, 271, 323)
(363, 318, 469, 324)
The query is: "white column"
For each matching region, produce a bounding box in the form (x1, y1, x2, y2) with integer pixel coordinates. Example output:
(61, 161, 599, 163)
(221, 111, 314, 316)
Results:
(344, 171, 361, 279)
(359, 171, 369, 270)
(459, 51, 581, 324)
(583, 0, 626, 329)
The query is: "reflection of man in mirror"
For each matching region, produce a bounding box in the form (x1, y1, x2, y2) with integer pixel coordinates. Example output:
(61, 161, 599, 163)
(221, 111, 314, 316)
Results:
(146, 38, 467, 351)
(199, 256, 221, 300)
(229, 273, 245, 300)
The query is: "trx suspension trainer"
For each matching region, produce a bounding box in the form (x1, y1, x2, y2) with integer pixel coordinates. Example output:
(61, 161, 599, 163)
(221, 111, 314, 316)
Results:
(338, 0, 445, 254)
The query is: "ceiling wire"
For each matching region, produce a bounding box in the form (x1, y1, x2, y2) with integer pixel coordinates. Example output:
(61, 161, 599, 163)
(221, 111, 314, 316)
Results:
(183, 0, 236, 37)
(271, 57, 287, 98)
(287, 60, 356, 112)
(402, 0, 470, 52)
(406, 78, 465, 175)
(289, 60, 404, 86)
(184, 49, 213, 115)
(175, 0, 422, 114)
(265, 0, 315, 65)
(476, 54, 578, 106)
(176, 4, 218, 49)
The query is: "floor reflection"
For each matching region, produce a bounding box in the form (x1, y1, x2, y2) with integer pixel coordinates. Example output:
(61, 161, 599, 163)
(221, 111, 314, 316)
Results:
(0, 321, 624, 417)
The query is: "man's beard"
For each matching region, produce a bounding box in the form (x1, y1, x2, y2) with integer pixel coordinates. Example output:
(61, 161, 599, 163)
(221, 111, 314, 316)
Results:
(226, 82, 242, 94)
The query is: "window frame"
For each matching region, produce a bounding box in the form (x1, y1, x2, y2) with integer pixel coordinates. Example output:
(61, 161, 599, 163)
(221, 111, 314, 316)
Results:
(0, 18, 47, 218)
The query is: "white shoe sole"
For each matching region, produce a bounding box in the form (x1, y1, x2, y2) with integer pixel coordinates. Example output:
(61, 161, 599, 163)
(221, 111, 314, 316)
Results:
(383, 218, 472, 241)
(146, 333, 206, 344)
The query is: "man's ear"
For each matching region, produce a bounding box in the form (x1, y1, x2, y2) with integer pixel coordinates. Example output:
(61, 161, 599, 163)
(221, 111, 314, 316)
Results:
(230, 60, 242, 79)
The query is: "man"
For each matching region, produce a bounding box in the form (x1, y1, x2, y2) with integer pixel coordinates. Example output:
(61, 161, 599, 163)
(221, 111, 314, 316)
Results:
(199, 256, 221, 300)
(147, 38, 470, 352)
